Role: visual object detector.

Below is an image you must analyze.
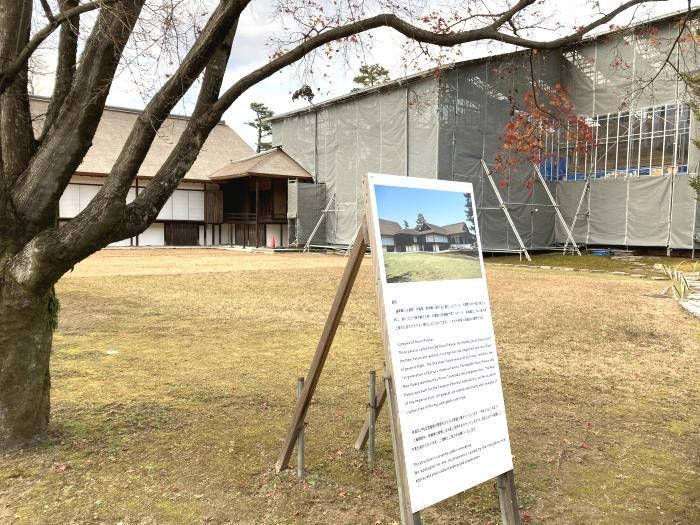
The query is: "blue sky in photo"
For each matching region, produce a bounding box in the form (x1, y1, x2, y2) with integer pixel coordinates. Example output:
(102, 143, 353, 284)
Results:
(375, 185, 472, 228)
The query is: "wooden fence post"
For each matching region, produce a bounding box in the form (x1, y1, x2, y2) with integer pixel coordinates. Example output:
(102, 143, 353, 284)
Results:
(368, 370, 376, 464)
(296, 377, 305, 478)
(496, 470, 520, 525)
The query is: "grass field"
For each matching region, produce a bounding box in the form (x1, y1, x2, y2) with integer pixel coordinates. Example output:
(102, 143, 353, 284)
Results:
(493, 252, 700, 276)
(383, 251, 482, 282)
(1, 248, 699, 524)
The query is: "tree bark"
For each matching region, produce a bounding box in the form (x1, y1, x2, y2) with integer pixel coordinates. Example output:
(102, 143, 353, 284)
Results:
(0, 279, 52, 450)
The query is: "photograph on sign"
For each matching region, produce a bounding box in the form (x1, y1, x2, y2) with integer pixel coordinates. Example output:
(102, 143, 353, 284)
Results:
(367, 173, 513, 513)
(374, 185, 481, 283)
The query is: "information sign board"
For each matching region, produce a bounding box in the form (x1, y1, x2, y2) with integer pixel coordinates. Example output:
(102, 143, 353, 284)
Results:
(366, 173, 513, 512)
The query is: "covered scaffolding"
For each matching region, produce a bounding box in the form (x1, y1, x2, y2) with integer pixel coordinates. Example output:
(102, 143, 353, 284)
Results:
(270, 9, 700, 252)
(273, 78, 438, 246)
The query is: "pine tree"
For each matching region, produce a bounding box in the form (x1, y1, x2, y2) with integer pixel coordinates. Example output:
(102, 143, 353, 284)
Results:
(402, 219, 409, 229)
(351, 64, 390, 92)
(463, 193, 477, 243)
(416, 213, 426, 231)
(246, 102, 274, 153)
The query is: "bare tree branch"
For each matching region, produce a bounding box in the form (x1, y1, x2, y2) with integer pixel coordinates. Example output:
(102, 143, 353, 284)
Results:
(41, 0, 80, 138)
(0, 0, 119, 95)
(116, 18, 240, 238)
(11, 0, 145, 229)
(10, 4, 246, 289)
(491, 0, 537, 31)
(96, 0, 248, 202)
(0, 0, 35, 186)
(38, 0, 56, 22)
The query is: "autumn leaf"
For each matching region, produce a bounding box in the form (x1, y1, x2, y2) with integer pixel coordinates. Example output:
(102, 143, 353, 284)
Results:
(51, 463, 70, 473)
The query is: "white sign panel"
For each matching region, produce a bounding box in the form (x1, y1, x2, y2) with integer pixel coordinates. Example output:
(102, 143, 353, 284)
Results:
(366, 173, 513, 513)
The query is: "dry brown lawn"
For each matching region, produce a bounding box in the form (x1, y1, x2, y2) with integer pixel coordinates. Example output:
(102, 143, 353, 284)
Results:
(1, 248, 698, 524)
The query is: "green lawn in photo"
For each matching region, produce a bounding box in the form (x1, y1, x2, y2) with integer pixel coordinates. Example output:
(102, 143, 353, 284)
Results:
(383, 251, 482, 282)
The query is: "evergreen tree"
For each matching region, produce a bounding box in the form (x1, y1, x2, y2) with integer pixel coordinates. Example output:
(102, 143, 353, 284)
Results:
(416, 213, 426, 231)
(246, 102, 274, 153)
(351, 64, 390, 92)
(463, 193, 477, 243)
(402, 219, 409, 229)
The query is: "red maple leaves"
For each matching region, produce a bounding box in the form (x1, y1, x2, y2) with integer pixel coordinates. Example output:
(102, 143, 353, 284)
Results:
(494, 82, 593, 193)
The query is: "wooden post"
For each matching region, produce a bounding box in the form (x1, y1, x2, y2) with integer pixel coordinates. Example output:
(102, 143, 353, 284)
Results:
(276, 228, 367, 471)
(255, 178, 259, 247)
(354, 380, 387, 450)
(296, 377, 305, 478)
(368, 370, 376, 464)
(385, 376, 421, 525)
(361, 179, 419, 524)
(496, 470, 520, 525)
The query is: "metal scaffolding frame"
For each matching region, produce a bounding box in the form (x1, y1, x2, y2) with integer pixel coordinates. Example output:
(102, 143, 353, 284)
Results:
(480, 160, 532, 262)
(532, 164, 581, 256)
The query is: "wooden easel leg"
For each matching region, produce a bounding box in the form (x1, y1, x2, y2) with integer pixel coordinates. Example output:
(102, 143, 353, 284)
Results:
(354, 380, 387, 450)
(496, 470, 520, 525)
(275, 229, 367, 472)
(385, 377, 421, 525)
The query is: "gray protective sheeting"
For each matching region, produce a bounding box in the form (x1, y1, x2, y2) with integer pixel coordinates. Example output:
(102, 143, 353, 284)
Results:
(670, 175, 700, 249)
(272, 11, 700, 250)
(271, 78, 438, 245)
(288, 182, 326, 244)
(554, 175, 697, 248)
(555, 180, 589, 243)
(626, 176, 672, 246)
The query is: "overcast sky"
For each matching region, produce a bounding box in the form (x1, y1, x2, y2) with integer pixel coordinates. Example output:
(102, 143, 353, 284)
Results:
(32, 0, 700, 149)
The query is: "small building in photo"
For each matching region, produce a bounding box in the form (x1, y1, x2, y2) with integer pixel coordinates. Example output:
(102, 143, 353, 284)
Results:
(379, 221, 475, 253)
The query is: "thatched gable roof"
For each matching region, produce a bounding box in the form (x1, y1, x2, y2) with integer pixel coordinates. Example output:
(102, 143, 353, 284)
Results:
(442, 222, 468, 234)
(29, 96, 254, 182)
(379, 219, 402, 236)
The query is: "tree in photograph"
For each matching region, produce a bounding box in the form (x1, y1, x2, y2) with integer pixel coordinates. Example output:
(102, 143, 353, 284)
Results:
(463, 193, 476, 242)
(351, 63, 390, 92)
(402, 219, 410, 229)
(246, 102, 274, 153)
(0, 0, 674, 449)
(415, 212, 426, 230)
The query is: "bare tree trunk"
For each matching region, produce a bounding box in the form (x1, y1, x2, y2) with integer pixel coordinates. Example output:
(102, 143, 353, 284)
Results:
(0, 279, 52, 450)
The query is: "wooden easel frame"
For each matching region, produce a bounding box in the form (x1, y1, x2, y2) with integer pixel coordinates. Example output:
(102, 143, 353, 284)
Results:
(276, 179, 520, 525)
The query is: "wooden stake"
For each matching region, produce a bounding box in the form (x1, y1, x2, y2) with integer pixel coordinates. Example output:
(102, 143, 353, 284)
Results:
(385, 376, 421, 525)
(276, 228, 367, 471)
(354, 380, 386, 450)
(496, 470, 520, 525)
(368, 370, 376, 464)
(296, 377, 305, 478)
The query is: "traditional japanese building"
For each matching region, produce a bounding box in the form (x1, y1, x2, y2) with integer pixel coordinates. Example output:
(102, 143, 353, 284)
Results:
(31, 97, 311, 248)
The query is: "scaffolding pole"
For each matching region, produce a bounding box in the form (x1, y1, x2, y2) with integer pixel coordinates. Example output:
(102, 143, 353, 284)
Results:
(531, 164, 581, 256)
(303, 194, 336, 253)
(480, 160, 532, 262)
(563, 175, 591, 254)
